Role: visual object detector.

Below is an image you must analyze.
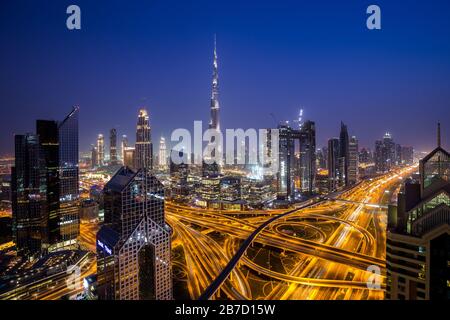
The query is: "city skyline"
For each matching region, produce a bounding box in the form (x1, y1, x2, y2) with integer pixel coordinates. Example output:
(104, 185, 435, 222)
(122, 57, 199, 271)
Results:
(1, 1, 450, 156)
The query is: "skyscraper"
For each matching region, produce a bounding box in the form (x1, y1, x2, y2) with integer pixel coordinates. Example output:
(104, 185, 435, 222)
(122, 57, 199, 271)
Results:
(91, 145, 98, 169)
(375, 132, 396, 173)
(12, 108, 80, 257)
(158, 137, 168, 169)
(387, 124, 450, 300)
(97, 167, 172, 300)
(348, 136, 359, 185)
(110, 128, 118, 165)
(97, 134, 105, 167)
(11, 134, 46, 256)
(328, 138, 340, 192)
(121, 135, 128, 162)
(58, 107, 80, 247)
(134, 109, 153, 170)
(277, 124, 300, 200)
(338, 122, 349, 187)
(299, 120, 316, 194)
(209, 34, 220, 132)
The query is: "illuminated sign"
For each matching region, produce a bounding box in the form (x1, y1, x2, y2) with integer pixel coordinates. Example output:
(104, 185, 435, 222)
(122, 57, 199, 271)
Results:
(97, 240, 112, 255)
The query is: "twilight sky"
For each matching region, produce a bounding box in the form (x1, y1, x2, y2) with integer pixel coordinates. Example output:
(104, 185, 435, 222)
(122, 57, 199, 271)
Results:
(1, 0, 450, 156)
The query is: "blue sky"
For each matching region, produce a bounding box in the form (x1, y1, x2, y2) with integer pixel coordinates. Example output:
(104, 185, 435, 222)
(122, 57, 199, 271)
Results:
(1, 0, 450, 155)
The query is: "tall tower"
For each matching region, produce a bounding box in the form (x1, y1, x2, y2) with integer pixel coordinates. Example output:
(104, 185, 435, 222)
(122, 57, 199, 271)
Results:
(134, 109, 153, 170)
(159, 137, 167, 169)
(110, 128, 118, 165)
(299, 120, 316, 194)
(97, 134, 105, 166)
(209, 35, 220, 131)
(339, 122, 349, 187)
(121, 135, 128, 162)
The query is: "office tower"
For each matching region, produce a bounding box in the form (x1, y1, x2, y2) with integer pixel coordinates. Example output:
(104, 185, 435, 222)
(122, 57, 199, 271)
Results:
(123, 147, 135, 168)
(134, 109, 153, 170)
(97, 134, 105, 166)
(58, 107, 80, 247)
(395, 143, 402, 166)
(317, 147, 327, 169)
(328, 138, 340, 192)
(401, 146, 414, 165)
(169, 149, 190, 200)
(121, 135, 128, 162)
(277, 124, 300, 200)
(91, 145, 98, 169)
(12, 108, 80, 257)
(387, 124, 450, 300)
(338, 122, 349, 187)
(375, 132, 396, 173)
(12, 134, 46, 256)
(36, 120, 60, 247)
(359, 148, 370, 164)
(97, 167, 172, 300)
(299, 120, 316, 194)
(110, 128, 118, 165)
(159, 137, 168, 169)
(348, 136, 359, 185)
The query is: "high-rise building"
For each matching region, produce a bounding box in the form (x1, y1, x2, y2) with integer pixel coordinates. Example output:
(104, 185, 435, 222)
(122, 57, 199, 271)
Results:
(109, 128, 118, 165)
(338, 122, 349, 187)
(97, 167, 172, 300)
(12, 108, 80, 257)
(348, 136, 359, 185)
(97, 134, 105, 167)
(328, 138, 340, 192)
(299, 120, 316, 194)
(91, 145, 98, 169)
(57, 107, 80, 248)
(401, 146, 414, 165)
(123, 147, 135, 168)
(12, 134, 46, 256)
(121, 135, 128, 162)
(375, 132, 396, 173)
(158, 137, 168, 169)
(277, 124, 300, 200)
(359, 148, 371, 164)
(134, 109, 153, 170)
(387, 124, 450, 300)
(209, 35, 220, 132)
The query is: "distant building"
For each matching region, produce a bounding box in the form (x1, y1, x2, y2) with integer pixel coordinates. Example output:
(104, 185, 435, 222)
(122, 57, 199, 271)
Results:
(401, 146, 414, 165)
(80, 199, 99, 223)
(97, 134, 105, 167)
(299, 120, 316, 194)
(134, 109, 153, 170)
(91, 145, 98, 169)
(97, 167, 172, 300)
(123, 147, 135, 168)
(121, 135, 128, 162)
(277, 124, 300, 200)
(328, 138, 340, 192)
(348, 136, 359, 185)
(109, 128, 118, 165)
(338, 122, 349, 187)
(387, 123, 450, 300)
(159, 137, 168, 169)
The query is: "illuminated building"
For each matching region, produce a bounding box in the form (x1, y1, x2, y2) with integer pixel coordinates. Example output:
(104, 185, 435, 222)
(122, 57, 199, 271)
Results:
(359, 148, 371, 164)
(338, 121, 349, 187)
(348, 136, 359, 185)
(244, 179, 273, 208)
(123, 147, 135, 168)
(121, 135, 128, 162)
(387, 123, 450, 300)
(57, 107, 80, 249)
(169, 150, 190, 201)
(327, 138, 340, 192)
(220, 176, 242, 210)
(80, 199, 99, 223)
(277, 124, 300, 200)
(196, 176, 221, 208)
(12, 108, 80, 257)
(109, 128, 118, 165)
(134, 108, 153, 170)
(97, 134, 105, 166)
(375, 132, 396, 173)
(401, 146, 414, 165)
(299, 120, 316, 194)
(97, 167, 172, 300)
(159, 137, 168, 169)
(91, 145, 98, 169)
